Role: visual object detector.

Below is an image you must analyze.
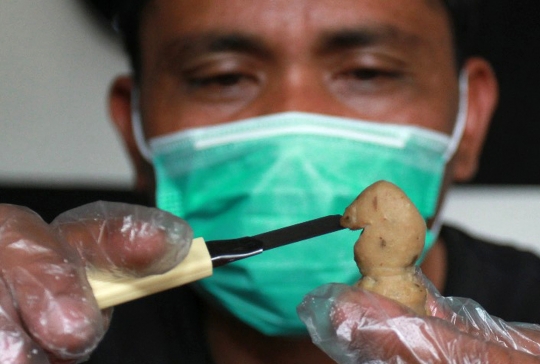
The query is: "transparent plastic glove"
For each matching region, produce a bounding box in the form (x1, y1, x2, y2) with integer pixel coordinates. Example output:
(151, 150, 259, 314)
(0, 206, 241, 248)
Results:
(298, 268, 540, 364)
(0, 201, 192, 364)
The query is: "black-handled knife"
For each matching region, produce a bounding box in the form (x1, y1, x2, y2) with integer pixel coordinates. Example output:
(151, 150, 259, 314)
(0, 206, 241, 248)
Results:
(88, 215, 345, 308)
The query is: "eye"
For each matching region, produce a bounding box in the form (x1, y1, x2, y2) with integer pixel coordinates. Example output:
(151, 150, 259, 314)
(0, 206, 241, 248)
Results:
(182, 69, 261, 102)
(332, 65, 406, 97)
(343, 67, 401, 81)
(179, 52, 264, 102)
(187, 73, 250, 89)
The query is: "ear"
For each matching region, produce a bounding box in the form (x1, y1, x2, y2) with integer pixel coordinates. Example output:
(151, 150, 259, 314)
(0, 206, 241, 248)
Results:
(452, 57, 499, 182)
(109, 76, 155, 192)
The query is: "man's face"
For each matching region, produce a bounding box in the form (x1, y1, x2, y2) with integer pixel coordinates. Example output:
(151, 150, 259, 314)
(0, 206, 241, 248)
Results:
(136, 0, 460, 139)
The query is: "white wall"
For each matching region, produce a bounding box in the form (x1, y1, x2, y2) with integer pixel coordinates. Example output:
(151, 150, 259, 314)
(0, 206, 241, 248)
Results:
(442, 186, 540, 257)
(1, 1, 539, 255)
(0, 0, 133, 187)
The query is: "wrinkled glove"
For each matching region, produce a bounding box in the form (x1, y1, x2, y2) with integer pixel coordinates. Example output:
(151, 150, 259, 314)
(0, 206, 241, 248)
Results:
(298, 269, 540, 364)
(0, 201, 192, 364)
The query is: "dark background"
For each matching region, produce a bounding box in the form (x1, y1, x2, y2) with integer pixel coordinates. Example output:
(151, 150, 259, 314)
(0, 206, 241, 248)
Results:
(472, 0, 540, 185)
(1, 0, 539, 222)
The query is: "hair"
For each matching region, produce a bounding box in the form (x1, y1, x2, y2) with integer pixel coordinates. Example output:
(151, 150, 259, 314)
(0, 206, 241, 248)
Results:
(114, 0, 150, 82)
(113, 0, 479, 82)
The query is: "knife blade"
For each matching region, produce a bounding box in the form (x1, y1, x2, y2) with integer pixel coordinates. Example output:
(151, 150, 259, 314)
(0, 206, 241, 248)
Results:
(207, 214, 345, 266)
(88, 214, 345, 309)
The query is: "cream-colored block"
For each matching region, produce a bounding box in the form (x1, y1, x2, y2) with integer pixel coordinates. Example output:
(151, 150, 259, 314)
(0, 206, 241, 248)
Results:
(88, 237, 212, 309)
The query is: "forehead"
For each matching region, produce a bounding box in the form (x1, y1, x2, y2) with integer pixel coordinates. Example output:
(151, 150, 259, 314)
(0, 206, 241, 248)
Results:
(140, 0, 453, 58)
(142, 0, 448, 25)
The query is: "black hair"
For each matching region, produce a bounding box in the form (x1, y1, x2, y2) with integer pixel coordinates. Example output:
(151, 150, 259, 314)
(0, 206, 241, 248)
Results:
(113, 0, 479, 82)
(442, 0, 481, 68)
(113, 0, 150, 82)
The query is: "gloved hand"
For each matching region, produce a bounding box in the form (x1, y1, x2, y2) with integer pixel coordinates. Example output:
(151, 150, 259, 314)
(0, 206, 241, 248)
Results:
(298, 269, 540, 364)
(0, 201, 192, 364)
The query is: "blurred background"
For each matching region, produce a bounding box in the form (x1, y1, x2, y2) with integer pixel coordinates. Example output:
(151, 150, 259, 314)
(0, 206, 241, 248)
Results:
(1, 0, 539, 253)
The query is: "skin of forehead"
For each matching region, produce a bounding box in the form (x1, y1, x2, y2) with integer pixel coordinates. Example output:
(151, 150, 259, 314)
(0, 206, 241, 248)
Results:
(136, 0, 458, 138)
(138, 0, 454, 74)
(140, 0, 449, 23)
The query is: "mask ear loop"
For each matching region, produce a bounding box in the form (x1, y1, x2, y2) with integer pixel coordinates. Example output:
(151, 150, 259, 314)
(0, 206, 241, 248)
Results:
(443, 70, 469, 161)
(428, 70, 469, 245)
(131, 88, 153, 163)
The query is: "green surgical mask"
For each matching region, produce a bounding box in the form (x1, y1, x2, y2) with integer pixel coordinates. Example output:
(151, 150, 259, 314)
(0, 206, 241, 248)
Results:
(134, 75, 468, 337)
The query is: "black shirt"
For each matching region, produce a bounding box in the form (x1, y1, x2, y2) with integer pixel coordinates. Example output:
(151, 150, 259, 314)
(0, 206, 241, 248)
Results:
(86, 225, 540, 363)
(442, 225, 540, 324)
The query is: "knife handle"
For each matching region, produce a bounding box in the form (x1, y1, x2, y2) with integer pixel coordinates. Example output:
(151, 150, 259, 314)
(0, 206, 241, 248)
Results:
(87, 237, 213, 309)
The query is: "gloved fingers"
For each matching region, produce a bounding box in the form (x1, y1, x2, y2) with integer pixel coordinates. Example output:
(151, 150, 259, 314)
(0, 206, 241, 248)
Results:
(0, 276, 50, 364)
(299, 283, 424, 363)
(421, 274, 540, 356)
(51, 201, 193, 278)
(427, 295, 540, 356)
(299, 283, 540, 364)
(333, 286, 540, 363)
(0, 205, 105, 361)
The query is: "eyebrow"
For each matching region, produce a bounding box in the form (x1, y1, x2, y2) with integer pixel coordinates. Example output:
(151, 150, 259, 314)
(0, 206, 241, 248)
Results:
(158, 32, 271, 67)
(156, 25, 424, 72)
(315, 25, 423, 54)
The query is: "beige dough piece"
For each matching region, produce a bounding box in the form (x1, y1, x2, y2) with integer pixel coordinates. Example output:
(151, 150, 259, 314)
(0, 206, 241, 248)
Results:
(341, 180, 427, 315)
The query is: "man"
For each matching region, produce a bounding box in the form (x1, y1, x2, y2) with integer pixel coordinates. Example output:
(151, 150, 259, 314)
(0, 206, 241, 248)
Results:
(1, 0, 540, 363)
